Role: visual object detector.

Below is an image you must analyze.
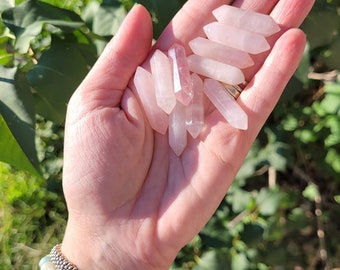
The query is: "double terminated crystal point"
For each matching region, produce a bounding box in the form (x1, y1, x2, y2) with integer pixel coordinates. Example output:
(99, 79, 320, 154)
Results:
(187, 54, 245, 85)
(212, 5, 280, 37)
(204, 79, 248, 130)
(169, 73, 204, 155)
(133, 67, 169, 135)
(186, 74, 204, 139)
(203, 22, 270, 54)
(189, 37, 254, 69)
(150, 50, 176, 114)
(168, 44, 193, 105)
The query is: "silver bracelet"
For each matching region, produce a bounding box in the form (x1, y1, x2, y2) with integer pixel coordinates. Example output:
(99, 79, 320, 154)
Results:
(49, 244, 79, 270)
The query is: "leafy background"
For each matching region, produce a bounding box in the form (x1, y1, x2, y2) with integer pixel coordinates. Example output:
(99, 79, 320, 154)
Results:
(0, 0, 339, 269)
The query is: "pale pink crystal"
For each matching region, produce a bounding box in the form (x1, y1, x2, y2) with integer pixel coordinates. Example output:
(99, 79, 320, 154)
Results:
(186, 74, 204, 138)
(213, 5, 280, 37)
(133, 67, 169, 134)
(150, 49, 176, 114)
(187, 54, 245, 85)
(204, 22, 270, 54)
(168, 44, 193, 105)
(203, 79, 248, 130)
(189, 37, 254, 69)
(169, 101, 187, 156)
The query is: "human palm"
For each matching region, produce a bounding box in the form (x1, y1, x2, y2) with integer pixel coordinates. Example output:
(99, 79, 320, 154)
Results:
(61, 0, 314, 269)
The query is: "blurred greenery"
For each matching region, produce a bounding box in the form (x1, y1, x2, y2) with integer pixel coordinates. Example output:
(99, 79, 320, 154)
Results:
(0, 0, 340, 269)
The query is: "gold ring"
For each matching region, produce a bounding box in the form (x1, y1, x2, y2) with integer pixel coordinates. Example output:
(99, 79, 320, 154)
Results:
(222, 83, 245, 99)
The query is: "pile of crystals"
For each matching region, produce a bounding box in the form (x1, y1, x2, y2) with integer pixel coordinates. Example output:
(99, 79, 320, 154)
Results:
(133, 5, 280, 156)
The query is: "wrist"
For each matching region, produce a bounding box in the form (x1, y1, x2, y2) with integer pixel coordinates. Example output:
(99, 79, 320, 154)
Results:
(61, 219, 168, 270)
(61, 222, 119, 270)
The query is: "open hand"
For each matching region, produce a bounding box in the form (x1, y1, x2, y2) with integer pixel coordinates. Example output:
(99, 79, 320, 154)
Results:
(61, 0, 314, 269)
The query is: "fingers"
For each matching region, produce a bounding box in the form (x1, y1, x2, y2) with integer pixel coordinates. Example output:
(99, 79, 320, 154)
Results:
(73, 4, 153, 110)
(154, 0, 314, 94)
(243, 0, 315, 80)
(157, 29, 307, 252)
(232, 0, 278, 13)
(270, 0, 315, 30)
(204, 29, 307, 164)
(242, 29, 307, 138)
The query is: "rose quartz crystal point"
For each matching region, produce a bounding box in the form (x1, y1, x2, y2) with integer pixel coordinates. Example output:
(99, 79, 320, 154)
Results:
(203, 79, 248, 130)
(187, 54, 245, 85)
(213, 5, 280, 37)
(133, 67, 169, 134)
(189, 37, 254, 69)
(186, 74, 204, 138)
(204, 22, 270, 54)
(169, 101, 187, 156)
(150, 50, 176, 114)
(168, 44, 193, 105)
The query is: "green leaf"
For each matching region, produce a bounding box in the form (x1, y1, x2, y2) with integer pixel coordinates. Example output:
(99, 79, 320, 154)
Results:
(282, 113, 299, 131)
(260, 129, 291, 171)
(136, 0, 185, 38)
(256, 188, 282, 216)
(193, 250, 231, 270)
(302, 184, 319, 201)
(199, 233, 227, 249)
(287, 207, 310, 231)
(229, 189, 251, 213)
(0, 116, 39, 176)
(240, 223, 264, 245)
(320, 82, 340, 115)
(27, 36, 93, 122)
(231, 251, 248, 270)
(82, 0, 126, 37)
(82, 0, 126, 54)
(294, 128, 317, 144)
(236, 140, 261, 181)
(0, 0, 14, 13)
(334, 195, 340, 204)
(1, 0, 84, 52)
(324, 116, 340, 147)
(0, 66, 40, 175)
(325, 148, 340, 174)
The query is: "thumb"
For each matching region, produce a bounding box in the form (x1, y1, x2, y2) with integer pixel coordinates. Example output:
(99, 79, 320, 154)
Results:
(69, 4, 153, 114)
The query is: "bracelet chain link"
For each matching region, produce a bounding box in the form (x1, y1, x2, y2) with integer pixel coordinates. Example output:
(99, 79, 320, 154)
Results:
(50, 244, 79, 270)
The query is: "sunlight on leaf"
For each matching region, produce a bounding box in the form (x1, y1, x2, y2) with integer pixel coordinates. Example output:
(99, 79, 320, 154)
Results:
(0, 115, 39, 176)
(1, 0, 84, 52)
(0, 66, 40, 175)
(302, 184, 319, 201)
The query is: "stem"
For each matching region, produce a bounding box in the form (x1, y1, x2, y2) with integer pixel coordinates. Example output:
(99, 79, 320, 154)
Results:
(293, 167, 329, 269)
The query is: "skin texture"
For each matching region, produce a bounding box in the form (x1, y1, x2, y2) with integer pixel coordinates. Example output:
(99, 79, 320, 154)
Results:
(61, 0, 315, 269)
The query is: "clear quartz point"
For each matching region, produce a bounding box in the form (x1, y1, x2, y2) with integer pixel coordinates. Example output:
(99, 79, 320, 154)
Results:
(187, 54, 245, 85)
(189, 37, 254, 69)
(213, 5, 280, 37)
(186, 74, 204, 138)
(204, 22, 270, 54)
(203, 79, 248, 130)
(169, 101, 187, 156)
(133, 67, 169, 134)
(150, 49, 176, 114)
(168, 44, 193, 105)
